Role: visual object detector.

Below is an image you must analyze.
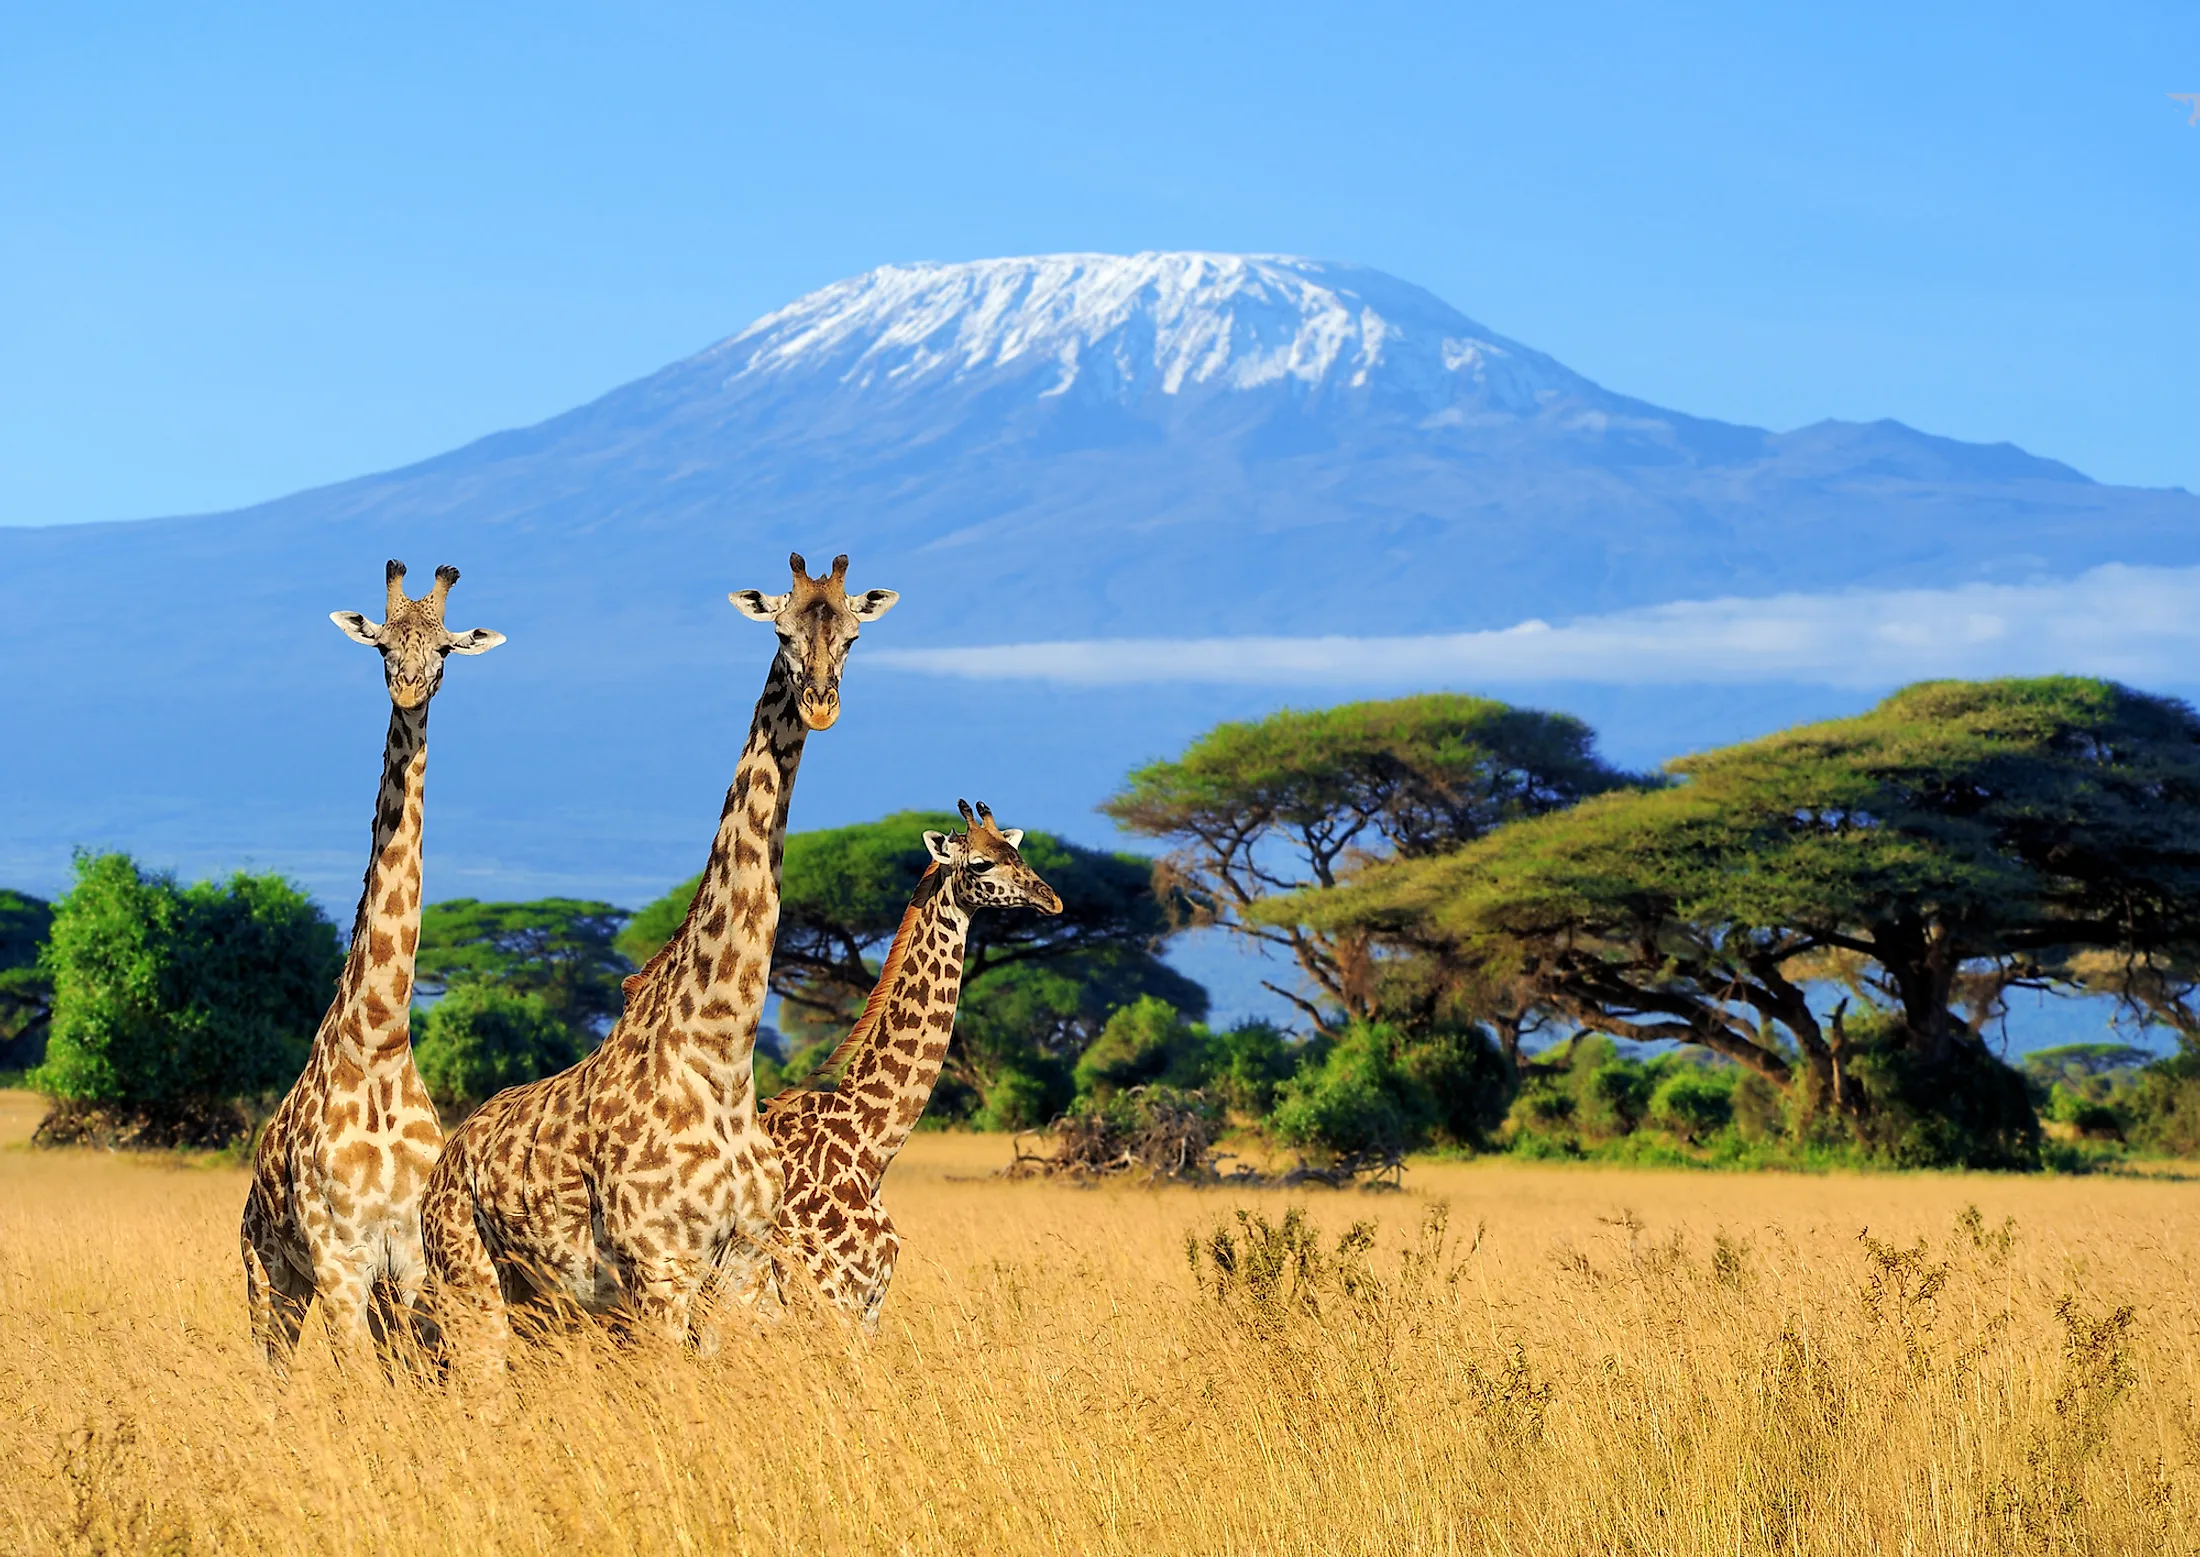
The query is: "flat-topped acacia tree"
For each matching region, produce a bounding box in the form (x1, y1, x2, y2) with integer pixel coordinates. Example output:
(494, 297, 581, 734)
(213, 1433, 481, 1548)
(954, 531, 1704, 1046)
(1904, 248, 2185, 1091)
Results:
(1102, 693, 1645, 1041)
(619, 810, 1198, 1116)
(1264, 678, 2200, 1166)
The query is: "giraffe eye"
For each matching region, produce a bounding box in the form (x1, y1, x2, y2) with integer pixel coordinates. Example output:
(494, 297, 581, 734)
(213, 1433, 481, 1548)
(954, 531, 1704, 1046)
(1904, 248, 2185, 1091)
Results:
(967, 859, 994, 873)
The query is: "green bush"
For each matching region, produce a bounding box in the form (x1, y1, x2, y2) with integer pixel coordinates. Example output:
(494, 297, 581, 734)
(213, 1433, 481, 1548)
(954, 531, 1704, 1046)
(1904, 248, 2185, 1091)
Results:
(1648, 1067, 1735, 1143)
(1267, 1023, 1426, 1159)
(413, 983, 582, 1119)
(1199, 1020, 1298, 1119)
(2125, 1048, 2200, 1156)
(32, 852, 339, 1129)
(1073, 995, 1204, 1096)
(975, 1066, 1055, 1132)
(1840, 1036, 2040, 1171)
(1396, 1024, 1515, 1146)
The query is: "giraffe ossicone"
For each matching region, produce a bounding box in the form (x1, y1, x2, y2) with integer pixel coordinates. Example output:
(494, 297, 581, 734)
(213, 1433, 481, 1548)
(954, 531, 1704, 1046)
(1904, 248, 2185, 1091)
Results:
(240, 559, 503, 1379)
(756, 799, 1061, 1327)
(421, 551, 895, 1381)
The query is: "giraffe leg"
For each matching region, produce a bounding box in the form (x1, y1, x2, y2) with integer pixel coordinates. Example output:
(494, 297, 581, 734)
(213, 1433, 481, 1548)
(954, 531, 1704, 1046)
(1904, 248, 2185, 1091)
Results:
(421, 1169, 512, 1403)
(240, 1200, 312, 1379)
(314, 1254, 381, 1377)
(620, 1250, 705, 1347)
(373, 1254, 436, 1380)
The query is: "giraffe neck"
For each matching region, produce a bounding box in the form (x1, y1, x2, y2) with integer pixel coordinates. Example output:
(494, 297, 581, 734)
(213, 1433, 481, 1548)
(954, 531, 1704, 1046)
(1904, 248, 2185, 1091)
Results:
(828, 867, 971, 1188)
(327, 702, 429, 1072)
(634, 655, 809, 1068)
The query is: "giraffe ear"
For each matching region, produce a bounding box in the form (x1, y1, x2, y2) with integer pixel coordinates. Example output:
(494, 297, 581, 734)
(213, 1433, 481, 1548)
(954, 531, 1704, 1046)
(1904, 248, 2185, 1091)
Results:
(730, 589, 789, 621)
(850, 588, 899, 622)
(445, 627, 506, 656)
(922, 830, 955, 865)
(330, 611, 383, 646)
(998, 828, 1024, 849)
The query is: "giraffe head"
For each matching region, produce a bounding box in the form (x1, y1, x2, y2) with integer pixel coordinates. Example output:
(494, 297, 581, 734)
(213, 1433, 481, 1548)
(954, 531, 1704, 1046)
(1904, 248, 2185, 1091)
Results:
(924, 801, 1065, 915)
(729, 552, 898, 731)
(330, 560, 506, 708)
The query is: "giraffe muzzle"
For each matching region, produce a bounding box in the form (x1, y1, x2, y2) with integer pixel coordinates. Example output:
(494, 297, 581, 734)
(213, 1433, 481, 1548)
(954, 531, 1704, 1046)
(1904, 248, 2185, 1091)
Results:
(799, 687, 841, 731)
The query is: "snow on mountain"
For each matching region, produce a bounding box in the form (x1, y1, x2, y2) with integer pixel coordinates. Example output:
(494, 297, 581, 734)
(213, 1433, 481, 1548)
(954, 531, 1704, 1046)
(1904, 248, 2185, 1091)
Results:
(2, 252, 2196, 913)
(710, 253, 1597, 413)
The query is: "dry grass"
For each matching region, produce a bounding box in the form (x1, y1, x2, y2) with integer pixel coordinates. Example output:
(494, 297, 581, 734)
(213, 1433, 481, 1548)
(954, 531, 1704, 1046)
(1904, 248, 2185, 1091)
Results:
(1, 1094, 2196, 1555)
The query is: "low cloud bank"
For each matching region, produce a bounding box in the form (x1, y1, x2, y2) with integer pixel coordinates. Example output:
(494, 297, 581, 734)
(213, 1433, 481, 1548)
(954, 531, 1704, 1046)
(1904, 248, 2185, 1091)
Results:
(870, 564, 2200, 689)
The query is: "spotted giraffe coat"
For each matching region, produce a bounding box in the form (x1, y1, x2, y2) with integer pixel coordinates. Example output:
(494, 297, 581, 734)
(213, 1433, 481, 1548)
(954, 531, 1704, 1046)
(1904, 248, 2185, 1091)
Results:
(241, 562, 501, 1376)
(760, 804, 1060, 1326)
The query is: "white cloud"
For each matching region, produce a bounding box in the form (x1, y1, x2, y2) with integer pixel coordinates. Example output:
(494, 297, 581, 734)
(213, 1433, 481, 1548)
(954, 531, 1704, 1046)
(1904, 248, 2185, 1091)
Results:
(869, 564, 2200, 688)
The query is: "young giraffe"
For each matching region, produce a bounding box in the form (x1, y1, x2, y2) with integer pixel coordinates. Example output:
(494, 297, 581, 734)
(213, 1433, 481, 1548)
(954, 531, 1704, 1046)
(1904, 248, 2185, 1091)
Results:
(240, 561, 505, 1377)
(758, 801, 1061, 1327)
(421, 553, 895, 1375)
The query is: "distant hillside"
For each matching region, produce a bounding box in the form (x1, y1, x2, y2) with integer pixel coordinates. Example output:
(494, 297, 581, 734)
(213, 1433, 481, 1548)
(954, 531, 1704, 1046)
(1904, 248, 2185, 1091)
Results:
(3, 252, 2194, 944)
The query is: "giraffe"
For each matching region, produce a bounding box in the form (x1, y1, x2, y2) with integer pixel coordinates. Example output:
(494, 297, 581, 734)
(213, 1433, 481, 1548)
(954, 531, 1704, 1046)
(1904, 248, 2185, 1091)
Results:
(420, 552, 896, 1378)
(758, 801, 1061, 1328)
(240, 561, 505, 1378)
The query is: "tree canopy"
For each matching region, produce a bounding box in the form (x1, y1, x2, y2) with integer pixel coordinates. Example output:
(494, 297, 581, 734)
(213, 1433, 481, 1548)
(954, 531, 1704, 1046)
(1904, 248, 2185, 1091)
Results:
(33, 853, 340, 1122)
(1270, 678, 2200, 1166)
(1102, 693, 1645, 1033)
(0, 889, 54, 1069)
(417, 898, 632, 1042)
(413, 982, 584, 1119)
(621, 810, 1199, 1122)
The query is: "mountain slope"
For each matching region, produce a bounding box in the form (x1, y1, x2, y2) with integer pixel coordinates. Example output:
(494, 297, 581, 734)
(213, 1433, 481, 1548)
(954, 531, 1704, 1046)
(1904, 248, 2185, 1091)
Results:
(2, 251, 2194, 909)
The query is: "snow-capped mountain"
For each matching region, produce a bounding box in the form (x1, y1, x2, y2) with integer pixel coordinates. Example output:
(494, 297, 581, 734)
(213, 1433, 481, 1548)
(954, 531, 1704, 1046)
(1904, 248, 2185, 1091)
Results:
(711, 253, 1597, 413)
(2, 252, 2195, 914)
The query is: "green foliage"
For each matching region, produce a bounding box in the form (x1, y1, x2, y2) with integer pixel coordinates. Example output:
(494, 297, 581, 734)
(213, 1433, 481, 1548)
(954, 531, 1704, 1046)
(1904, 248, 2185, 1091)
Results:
(626, 811, 1201, 1128)
(1071, 997, 1303, 1123)
(0, 888, 55, 1068)
(1648, 1067, 1735, 1143)
(1105, 693, 1645, 1030)
(412, 982, 583, 1118)
(1074, 996, 1209, 1095)
(1280, 677, 2200, 1168)
(2124, 1046, 2200, 1156)
(1199, 1019, 1299, 1119)
(33, 852, 340, 1115)
(1267, 1024, 1421, 1159)
(975, 1066, 1059, 1132)
(416, 898, 631, 1042)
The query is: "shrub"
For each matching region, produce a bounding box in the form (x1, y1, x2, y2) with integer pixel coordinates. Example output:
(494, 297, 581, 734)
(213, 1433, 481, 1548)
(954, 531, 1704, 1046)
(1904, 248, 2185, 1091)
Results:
(413, 983, 582, 1119)
(1397, 1024, 1515, 1147)
(1841, 1035, 2041, 1171)
(32, 853, 339, 1139)
(2125, 1048, 2200, 1156)
(1199, 1020, 1299, 1119)
(1073, 996, 1204, 1096)
(976, 1066, 1056, 1132)
(1267, 1023, 1423, 1160)
(1649, 1068, 1735, 1143)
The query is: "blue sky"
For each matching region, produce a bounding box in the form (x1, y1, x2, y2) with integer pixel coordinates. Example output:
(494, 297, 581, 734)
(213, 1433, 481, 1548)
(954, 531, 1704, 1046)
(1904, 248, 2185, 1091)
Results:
(4, 1, 2196, 528)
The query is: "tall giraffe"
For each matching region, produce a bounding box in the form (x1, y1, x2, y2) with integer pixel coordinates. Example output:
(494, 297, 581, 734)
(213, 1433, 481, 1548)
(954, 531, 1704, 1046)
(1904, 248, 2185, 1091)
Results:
(422, 553, 895, 1373)
(759, 801, 1060, 1327)
(241, 561, 505, 1377)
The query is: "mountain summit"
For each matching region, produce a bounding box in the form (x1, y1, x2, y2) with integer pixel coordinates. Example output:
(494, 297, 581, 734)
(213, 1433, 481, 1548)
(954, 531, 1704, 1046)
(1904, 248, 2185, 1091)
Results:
(2, 252, 2194, 902)
(709, 253, 1598, 414)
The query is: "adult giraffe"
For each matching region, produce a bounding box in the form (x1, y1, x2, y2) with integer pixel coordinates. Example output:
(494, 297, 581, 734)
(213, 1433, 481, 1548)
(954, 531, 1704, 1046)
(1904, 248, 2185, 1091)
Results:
(241, 560, 505, 1378)
(760, 801, 1060, 1327)
(422, 553, 894, 1375)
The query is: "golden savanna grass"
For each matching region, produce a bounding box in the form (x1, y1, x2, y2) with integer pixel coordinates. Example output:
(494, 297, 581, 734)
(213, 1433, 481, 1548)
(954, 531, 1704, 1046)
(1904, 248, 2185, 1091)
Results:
(2, 1091, 2196, 1555)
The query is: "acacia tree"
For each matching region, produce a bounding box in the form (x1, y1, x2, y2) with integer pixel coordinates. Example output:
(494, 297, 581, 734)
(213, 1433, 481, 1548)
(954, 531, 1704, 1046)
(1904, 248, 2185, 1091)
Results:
(1102, 693, 1643, 1038)
(1271, 679, 2200, 1166)
(618, 810, 1201, 1118)
(416, 898, 633, 1044)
